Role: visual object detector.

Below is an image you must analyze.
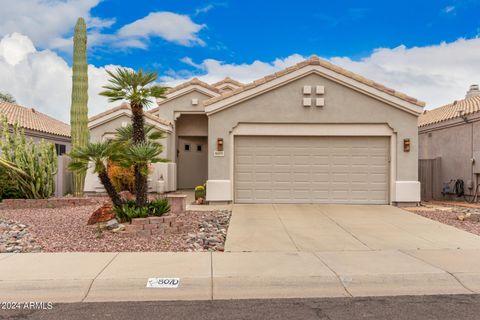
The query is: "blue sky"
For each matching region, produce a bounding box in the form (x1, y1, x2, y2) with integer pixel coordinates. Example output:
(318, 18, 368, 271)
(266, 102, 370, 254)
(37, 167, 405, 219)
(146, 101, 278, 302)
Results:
(1, 0, 480, 121)
(82, 0, 480, 71)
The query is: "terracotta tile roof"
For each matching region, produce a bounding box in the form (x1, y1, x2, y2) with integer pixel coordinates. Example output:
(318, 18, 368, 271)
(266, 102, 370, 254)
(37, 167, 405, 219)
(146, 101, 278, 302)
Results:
(88, 102, 172, 127)
(418, 96, 480, 127)
(204, 55, 425, 107)
(211, 77, 244, 88)
(166, 77, 220, 95)
(0, 101, 70, 137)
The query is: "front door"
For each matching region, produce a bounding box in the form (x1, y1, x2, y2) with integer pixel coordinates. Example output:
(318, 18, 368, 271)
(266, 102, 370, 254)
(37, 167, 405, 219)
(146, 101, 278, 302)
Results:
(177, 136, 208, 189)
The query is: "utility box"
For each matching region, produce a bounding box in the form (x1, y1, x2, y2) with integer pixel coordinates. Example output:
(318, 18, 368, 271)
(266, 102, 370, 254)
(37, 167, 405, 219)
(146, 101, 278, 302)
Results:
(473, 151, 480, 174)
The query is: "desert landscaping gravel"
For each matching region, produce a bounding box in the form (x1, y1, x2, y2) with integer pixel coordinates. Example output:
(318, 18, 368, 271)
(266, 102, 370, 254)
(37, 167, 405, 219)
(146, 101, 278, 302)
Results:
(405, 202, 480, 236)
(0, 205, 231, 252)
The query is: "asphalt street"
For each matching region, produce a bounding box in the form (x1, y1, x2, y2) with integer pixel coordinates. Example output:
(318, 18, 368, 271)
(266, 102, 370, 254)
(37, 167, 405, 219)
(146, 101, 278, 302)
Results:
(2, 294, 480, 320)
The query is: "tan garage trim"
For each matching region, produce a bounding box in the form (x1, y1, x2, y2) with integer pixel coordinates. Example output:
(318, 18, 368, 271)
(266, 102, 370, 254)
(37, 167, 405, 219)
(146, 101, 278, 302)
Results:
(229, 123, 397, 204)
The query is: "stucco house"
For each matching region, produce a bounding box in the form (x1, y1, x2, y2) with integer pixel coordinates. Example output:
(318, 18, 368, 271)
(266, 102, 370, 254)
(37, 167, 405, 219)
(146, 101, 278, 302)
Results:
(418, 85, 480, 200)
(0, 101, 71, 154)
(86, 55, 424, 205)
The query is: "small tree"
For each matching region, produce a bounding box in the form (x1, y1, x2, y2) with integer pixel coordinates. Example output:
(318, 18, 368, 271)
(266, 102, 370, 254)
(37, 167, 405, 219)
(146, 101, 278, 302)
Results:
(0, 92, 16, 104)
(100, 68, 167, 207)
(68, 142, 122, 207)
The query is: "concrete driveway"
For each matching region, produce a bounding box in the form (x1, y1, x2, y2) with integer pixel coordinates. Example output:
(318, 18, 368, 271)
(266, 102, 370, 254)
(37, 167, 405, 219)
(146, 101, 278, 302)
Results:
(225, 204, 480, 252)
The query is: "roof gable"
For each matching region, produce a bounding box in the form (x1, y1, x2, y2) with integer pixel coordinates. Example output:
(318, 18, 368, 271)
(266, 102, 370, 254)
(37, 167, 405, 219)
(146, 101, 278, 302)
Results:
(166, 78, 220, 97)
(89, 103, 172, 132)
(204, 56, 424, 116)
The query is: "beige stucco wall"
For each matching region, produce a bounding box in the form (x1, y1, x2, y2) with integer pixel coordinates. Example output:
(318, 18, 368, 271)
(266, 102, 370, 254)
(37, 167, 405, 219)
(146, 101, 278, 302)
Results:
(89, 114, 171, 160)
(176, 114, 208, 136)
(207, 73, 419, 183)
(20, 128, 71, 151)
(156, 91, 212, 121)
(419, 116, 480, 195)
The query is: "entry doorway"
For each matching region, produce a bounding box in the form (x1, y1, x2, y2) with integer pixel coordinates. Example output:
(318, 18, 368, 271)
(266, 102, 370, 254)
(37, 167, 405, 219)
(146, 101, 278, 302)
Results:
(177, 136, 208, 189)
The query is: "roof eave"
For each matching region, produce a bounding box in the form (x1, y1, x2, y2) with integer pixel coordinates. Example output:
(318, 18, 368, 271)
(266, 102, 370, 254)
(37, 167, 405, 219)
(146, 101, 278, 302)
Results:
(205, 66, 424, 116)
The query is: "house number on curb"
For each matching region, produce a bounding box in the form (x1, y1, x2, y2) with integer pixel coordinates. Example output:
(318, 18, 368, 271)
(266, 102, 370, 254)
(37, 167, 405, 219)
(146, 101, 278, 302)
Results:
(146, 278, 180, 288)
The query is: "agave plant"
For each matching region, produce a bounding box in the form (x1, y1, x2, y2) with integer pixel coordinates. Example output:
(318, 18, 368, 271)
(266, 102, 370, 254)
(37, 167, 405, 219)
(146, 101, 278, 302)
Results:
(68, 142, 122, 207)
(100, 68, 168, 207)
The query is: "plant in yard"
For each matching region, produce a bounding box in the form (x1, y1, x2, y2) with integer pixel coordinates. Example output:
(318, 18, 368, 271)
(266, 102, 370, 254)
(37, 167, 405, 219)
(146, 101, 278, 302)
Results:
(0, 161, 24, 200)
(0, 91, 16, 103)
(0, 117, 57, 199)
(100, 68, 167, 208)
(70, 17, 90, 197)
(68, 142, 122, 207)
(149, 197, 170, 216)
(194, 185, 206, 200)
(113, 201, 148, 222)
(107, 160, 135, 193)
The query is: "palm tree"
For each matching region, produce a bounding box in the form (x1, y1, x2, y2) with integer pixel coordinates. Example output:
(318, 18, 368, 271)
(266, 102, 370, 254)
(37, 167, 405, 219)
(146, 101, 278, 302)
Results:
(114, 123, 165, 146)
(100, 68, 167, 207)
(68, 142, 122, 207)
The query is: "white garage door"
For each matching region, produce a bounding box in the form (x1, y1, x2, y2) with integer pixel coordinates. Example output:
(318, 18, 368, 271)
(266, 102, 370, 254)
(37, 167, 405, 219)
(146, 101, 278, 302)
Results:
(234, 136, 390, 204)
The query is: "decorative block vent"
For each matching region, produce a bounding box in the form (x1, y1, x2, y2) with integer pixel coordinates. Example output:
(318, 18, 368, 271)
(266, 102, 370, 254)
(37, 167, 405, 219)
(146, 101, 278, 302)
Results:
(191, 98, 199, 105)
(315, 98, 325, 107)
(303, 86, 312, 95)
(303, 98, 312, 107)
(316, 85, 325, 94)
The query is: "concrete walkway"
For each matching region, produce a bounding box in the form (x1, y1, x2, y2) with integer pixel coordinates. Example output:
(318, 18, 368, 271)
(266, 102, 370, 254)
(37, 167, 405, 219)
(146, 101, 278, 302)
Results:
(2, 249, 480, 302)
(225, 204, 480, 251)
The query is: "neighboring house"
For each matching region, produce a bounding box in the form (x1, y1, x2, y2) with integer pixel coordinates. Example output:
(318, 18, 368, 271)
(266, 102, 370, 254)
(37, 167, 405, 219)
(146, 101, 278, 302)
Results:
(88, 55, 424, 205)
(0, 101, 72, 196)
(418, 85, 480, 200)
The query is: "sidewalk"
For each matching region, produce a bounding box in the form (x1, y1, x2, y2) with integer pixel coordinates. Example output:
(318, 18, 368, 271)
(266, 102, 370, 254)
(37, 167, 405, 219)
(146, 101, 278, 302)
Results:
(1, 249, 480, 303)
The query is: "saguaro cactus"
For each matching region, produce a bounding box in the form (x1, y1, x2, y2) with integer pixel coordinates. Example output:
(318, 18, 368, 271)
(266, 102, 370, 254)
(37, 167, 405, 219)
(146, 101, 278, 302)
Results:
(70, 17, 89, 197)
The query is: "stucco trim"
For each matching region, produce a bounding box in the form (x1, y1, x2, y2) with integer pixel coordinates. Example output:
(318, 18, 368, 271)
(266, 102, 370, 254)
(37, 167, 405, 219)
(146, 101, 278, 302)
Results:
(149, 86, 219, 115)
(166, 85, 219, 100)
(89, 109, 173, 133)
(224, 123, 398, 204)
(205, 66, 423, 116)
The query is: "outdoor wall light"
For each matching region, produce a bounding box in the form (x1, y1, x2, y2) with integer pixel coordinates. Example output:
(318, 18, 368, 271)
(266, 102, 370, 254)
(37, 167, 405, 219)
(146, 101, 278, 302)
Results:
(403, 138, 411, 152)
(217, 138, 224, 151)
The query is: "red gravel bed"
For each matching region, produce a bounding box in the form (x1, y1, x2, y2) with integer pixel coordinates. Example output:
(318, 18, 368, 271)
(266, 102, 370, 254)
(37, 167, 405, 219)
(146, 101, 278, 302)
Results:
(408, 208, 480, 236)
(0, 206, 230, 252)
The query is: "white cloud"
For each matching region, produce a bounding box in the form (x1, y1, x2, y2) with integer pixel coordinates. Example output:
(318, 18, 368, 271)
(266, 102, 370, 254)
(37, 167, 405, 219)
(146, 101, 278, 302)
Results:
(2, 32, 480, 126)
(118, 12, 206, 47)
(330, 38, 480, 108)
(0, 0, 111, 49)
(444, 5, 456, 13)
(170, 38, 480, 109)
(194, 4, 215, 16)
(0, 33, 120, 123)
(163, 54, 305, 85)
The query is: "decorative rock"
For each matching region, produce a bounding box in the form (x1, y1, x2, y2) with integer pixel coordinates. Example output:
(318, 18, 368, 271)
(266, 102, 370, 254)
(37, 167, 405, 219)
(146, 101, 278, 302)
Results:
(87, 205, 115, 225)
(105, 218, 119, 230)
(0, 218, 42, 253)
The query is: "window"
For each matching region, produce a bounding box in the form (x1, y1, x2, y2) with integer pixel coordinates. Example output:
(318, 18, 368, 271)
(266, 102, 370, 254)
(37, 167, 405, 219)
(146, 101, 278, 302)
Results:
(197, 145, 202, 152)
(184, 144, 190, 151)
(55, 144, 66, 155)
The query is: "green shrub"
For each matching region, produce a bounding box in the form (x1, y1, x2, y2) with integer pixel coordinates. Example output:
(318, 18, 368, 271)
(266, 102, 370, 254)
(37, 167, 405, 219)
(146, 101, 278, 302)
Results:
(113, 201, 148, 222)
(194, 185, 206, 200)
(0, 166, 24, 201)
(149, 197, 170, 216)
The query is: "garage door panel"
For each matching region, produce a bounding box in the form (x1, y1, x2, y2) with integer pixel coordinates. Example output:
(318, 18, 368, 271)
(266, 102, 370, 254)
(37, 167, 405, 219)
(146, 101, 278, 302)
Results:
(235, 136, 389, 204)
